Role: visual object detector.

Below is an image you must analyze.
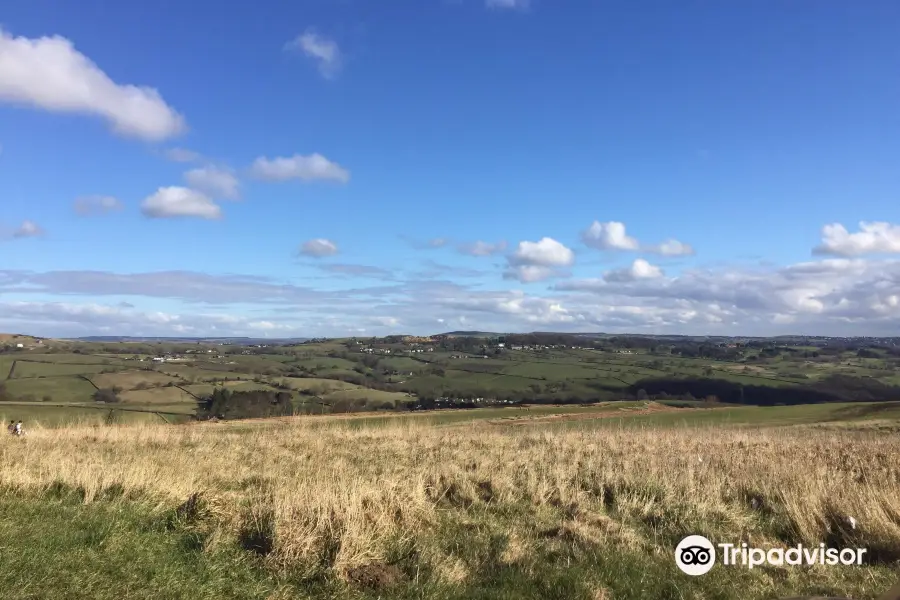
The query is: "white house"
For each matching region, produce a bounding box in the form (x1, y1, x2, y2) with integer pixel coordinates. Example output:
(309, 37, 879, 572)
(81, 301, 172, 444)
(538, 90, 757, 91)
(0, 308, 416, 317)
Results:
(16, 343, 24, 348)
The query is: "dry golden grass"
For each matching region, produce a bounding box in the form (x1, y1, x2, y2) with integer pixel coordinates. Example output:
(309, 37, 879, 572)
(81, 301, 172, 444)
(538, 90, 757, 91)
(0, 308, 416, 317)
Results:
(2, 416, 899, 595)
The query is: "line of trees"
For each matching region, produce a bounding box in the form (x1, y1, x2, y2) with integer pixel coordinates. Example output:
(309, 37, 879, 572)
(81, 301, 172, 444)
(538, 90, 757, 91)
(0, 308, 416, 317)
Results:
(629, 374, 900, 406)
(196, 388, 294, 420)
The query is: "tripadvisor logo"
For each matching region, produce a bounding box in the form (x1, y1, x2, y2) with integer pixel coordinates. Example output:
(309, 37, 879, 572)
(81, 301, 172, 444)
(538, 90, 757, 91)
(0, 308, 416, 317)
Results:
(676, 535, 716, 576)
(675, 535, 868, 576)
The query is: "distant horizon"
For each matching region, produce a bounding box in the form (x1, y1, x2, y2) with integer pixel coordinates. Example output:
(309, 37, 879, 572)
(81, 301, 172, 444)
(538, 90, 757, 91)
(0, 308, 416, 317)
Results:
(5, 330, 899, 343)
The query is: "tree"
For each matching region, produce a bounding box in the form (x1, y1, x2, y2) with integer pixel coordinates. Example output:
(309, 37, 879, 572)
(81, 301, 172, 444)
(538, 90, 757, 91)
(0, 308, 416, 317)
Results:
(93, 388, 121, 403)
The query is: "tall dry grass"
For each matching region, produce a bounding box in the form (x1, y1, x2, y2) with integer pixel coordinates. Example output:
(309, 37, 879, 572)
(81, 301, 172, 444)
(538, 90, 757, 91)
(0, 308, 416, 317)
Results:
(2, 417, 899, 589)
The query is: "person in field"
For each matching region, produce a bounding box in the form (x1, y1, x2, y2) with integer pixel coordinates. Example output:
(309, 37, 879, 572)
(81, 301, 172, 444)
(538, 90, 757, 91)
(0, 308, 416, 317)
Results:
(7, 420, 14, 435)
(14, 421, 22, 436)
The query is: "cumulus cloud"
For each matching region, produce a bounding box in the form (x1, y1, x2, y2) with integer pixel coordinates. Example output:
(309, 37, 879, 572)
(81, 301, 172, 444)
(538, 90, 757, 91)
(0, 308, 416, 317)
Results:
(74, 195, 122, 216)
(299, 238, 339, 257)
(604, 259, 664, 282)
(284, 29, 342, 79)
(510, 237, 575, 267)
(140, 187, 221, 220)
(183, 165, 240, 200)
(553, 257, 900, 332)
(0, 29, 185, 140)
(813, 222, 900, 256)
(457, 240, 507, 256)
(582, 221, 639, 251)
(505, 237, 574, 282)
(582, 220, 694, 256)
(250, 153, 350, 183)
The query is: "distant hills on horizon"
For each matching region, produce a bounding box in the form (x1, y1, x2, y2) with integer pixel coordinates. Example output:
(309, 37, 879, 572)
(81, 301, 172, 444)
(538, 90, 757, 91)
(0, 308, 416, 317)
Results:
(56, 332, 900, 345)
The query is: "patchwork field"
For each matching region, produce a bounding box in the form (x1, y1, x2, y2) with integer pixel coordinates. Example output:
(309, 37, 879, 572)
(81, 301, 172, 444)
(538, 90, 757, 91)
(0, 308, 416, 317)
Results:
(3, 336, 900, 428)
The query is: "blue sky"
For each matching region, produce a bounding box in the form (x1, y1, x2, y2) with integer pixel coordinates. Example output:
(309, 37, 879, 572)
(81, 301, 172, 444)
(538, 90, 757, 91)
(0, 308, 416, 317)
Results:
(2, 0, 900, 337)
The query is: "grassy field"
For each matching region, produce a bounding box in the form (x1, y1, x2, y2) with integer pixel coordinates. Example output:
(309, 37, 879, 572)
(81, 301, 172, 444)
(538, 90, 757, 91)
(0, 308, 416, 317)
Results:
(2, 408, 899, 599)
(4, 375, 99, 403)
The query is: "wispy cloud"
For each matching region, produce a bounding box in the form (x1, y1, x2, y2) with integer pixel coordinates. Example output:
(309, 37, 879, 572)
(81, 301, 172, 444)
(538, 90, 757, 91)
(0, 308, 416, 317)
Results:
(457, 240, 507, 256)
(10, 220, 44, 239)
(184, 165, 240, 200)
(299, 238, 339, 258)
(284, 29, 342, 79)
(317, 263, 395, 280)
(163, 147, 201, 163)
(74, 195, 122, 216)
(400, 235, 450, 250)
(250, 153, 350, 183)
(485, 0, 530, 10)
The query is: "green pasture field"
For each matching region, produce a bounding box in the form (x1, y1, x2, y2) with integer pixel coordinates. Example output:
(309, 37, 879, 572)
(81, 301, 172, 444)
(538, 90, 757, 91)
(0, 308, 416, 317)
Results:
(89, 370, 183, 390)
(182, 380, 278, 397)
(119, 387, 198, 406)
(14, 353, 127, 365)
(321, 389, 411, 406)
(4, 376, 98, 403)
(9, 361, 128, 378)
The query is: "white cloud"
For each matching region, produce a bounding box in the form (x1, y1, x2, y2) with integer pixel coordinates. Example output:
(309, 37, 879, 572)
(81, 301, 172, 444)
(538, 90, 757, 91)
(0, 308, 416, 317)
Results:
(140, 187, 221, 220)
(300, 238, 339, 257)
(183, 166, 240, 200)
(284, 29, 341, 79)
(12, 220, 43, 238)
(486, 0, 530, 9)
(504, 265, 557, 283)
(505, 237, 574, 282)
(250, 153, 350, 183)
(164, 147, 201, 163)
(458, 240, 507, 256)
(604, 259, 664, 282)
(582, 221, 639, 251)
(74, 195, 122, 216)
(510, 237, 574, 267)
(813, 222, 900, 256)
(653, 239, 695, 257)
(7, 257, 900, 336)
(582, 220, 694, 256)
(0, 300, 304, 338)
(0, 29, 185, 141)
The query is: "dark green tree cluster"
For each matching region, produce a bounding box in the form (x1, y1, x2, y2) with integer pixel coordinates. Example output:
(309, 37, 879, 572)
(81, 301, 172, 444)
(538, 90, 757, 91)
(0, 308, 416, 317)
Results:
(629, 374, 900, 406)
(196, 388, 294, 420)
